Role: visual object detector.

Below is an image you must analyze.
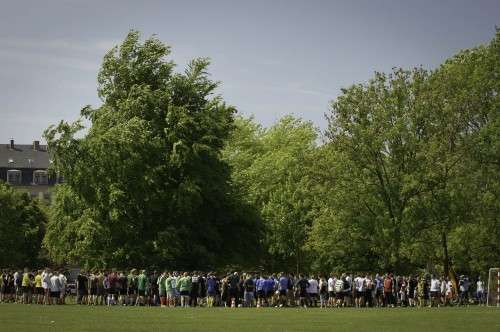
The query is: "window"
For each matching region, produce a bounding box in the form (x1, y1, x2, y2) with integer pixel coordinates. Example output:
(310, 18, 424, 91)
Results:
(7, 170, 22, 185)
(33, 170, 48, 185)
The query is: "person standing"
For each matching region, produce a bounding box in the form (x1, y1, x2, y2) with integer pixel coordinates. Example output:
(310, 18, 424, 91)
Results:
(476, 276, 485, 305)
(308, 275, 319, 307)
(58, 271, 67, 305)
(136, 270, 148, 306)
(158, 271, 167, 307)
(430, 275, 441, 307)
(76, 270, 87, 305)
(178, 272, 192, 307)
(41, 268, 51, 305)
(354, 274, 366, 308)
(206, 273, 217, 307)
(49, 271, 61, 305)
(319, 276, 328, 308)
(295, 274, 310, 308)
(278, 273, 289, 307)
(383, 273, 394, 307)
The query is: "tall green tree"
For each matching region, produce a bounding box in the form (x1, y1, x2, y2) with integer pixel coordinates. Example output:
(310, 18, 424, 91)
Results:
(44, 31, 261, 269)
(311, 29, 500, 275)
(0, 182, 46, 267)
(223, 115, 317, 271)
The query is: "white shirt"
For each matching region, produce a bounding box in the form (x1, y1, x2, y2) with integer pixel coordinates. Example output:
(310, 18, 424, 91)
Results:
(477, 280, 484, 292)
(42, 271, 50, 289)
(430, 278, 441, 292)
(355, 277, 365, 292)
(328, 278, 335, 292)
(59, 274, 67, 290)
(13, 272, 20, 286)
(335, 279, 344, 292)
(50, 275, 61, 292)
(308, 279, 319, 294)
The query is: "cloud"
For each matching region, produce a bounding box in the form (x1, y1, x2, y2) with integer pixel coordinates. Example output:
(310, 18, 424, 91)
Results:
(0, 37, 119, 72)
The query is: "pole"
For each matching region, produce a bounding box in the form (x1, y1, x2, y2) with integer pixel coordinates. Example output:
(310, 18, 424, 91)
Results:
(497, 270, 499, 308)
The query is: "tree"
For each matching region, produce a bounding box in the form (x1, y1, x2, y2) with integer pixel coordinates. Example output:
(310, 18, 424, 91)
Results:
(0, 182, 46, 267)
(44, 31, 261, 269)
(311, 29, 500, 275)
(223, 115, 317, 271)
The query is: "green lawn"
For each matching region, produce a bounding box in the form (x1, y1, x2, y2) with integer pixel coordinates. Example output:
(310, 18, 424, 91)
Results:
(0, 304, 498, 331)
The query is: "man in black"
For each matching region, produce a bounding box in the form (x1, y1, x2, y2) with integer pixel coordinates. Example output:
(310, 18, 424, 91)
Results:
(190, 272, 200, 307)
(76, 270, 88, 305)
(228, 272, 240, 307)
(243, 274, 255, 307)
(295, 274, 310, 308)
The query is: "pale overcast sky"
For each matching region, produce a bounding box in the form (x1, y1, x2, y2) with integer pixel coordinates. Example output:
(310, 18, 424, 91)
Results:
(1, 0, 499, 143)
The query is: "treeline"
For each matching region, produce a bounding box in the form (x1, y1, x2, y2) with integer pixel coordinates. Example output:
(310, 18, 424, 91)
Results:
(1, 30, 498, 276)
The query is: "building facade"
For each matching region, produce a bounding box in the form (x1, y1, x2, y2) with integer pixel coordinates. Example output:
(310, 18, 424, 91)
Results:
(0, 139, 58, 200)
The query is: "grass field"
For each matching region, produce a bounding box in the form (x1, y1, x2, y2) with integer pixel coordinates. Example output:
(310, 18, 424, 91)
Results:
(0, 304, 498, 332)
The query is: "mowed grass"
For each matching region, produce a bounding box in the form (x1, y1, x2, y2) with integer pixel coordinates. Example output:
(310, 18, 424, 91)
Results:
(0, 304, 498, 332)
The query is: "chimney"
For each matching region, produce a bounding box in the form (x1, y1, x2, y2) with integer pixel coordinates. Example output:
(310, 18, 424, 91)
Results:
(33, 140, 40, 151)
(9, 139, 14, 150)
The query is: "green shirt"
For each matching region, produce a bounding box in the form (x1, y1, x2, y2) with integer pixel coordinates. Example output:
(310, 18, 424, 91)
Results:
(165, 276, 173, 291)
(138, 274, 148, 291)
(177, 276, 192, 292)
(158, 275, 166, 292)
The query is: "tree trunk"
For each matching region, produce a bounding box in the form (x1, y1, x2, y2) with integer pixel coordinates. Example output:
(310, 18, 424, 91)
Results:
(442, 230, 450, 277)
(296, 248, 300, 275)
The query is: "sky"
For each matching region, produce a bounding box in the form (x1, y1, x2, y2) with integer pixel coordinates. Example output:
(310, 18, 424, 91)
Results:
(1, 0, 499, 144)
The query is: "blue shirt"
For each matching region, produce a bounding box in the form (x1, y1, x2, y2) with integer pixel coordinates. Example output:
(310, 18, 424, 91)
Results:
(256, 278, 266, 291)
(279, 276, 288, 291)
(207, 277, 216, 294)
(264, 278, 274, 292)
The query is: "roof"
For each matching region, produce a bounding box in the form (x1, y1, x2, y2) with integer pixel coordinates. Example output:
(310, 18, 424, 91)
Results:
(0, 144, 50, 169)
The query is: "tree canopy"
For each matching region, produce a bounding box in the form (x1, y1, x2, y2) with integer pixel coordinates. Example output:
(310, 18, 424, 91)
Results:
(0, 182, 46, 267)
(44, 31, 261, 269)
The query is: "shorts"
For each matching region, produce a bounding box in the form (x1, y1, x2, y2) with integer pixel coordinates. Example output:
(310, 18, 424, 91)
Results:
(329, 291, 335, 298)
(180, 290, 189, 296)
(228, 288, 238, 299)
(167, 290, 177, 301)
(50, 291, 60, 298)
(159, 289, 167, 297)
(279, 290, 287, 296)
(108, 288, 116, 295)
(138, 290, 146, 296)
(265, 290, 273, 298)
(22, 286, 31, 293)
(336, 292, 344, 300)
(128, 288, 137, 295)
(299, 289, 307, 298)
(356, 291, 364, 298)
(36, 287, 44, 295)
(257, 290, 265, 299)
(430, 291, 439, 298)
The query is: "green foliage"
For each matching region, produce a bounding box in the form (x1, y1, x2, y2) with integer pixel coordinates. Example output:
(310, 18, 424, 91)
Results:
(44, 31, 261, 269)
(309, 29, 500, 275)
(223, 115, 317, 271)
(0, 182, 47, 267)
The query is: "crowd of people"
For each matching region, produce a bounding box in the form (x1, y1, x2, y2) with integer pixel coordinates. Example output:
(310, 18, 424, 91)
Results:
(0, 268, 487, 308)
